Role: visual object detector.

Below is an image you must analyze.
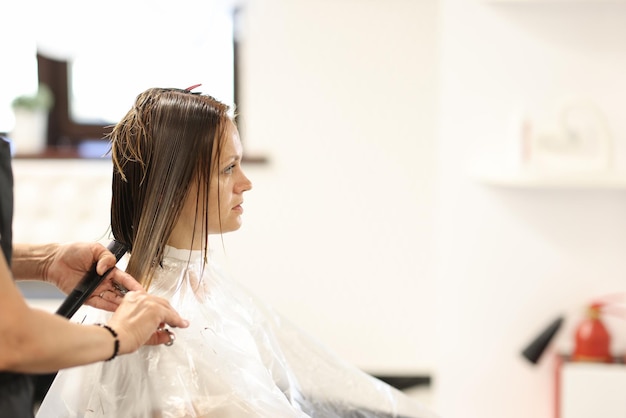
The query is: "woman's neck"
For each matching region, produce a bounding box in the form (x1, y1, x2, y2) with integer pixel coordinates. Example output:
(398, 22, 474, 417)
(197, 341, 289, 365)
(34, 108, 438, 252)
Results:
(168, 218, 206, 250)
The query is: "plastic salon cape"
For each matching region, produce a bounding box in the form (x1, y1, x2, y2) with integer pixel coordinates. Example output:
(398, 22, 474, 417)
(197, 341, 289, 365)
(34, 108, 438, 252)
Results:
(37, 246, 439, 418)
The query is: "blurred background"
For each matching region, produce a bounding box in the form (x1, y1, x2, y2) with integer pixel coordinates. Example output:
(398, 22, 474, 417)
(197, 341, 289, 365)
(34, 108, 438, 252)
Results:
(3, 0, 626, 417)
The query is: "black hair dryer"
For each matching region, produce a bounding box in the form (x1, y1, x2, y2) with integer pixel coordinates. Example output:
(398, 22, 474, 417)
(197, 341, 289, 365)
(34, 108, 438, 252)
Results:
(521, 316, 564, 364)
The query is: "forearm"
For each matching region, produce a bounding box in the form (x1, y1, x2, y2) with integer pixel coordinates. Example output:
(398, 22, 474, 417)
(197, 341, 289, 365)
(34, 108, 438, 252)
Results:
(1, 249, 116, 373)
(0, 304, 116, 373)
(11, 243, 59, 281)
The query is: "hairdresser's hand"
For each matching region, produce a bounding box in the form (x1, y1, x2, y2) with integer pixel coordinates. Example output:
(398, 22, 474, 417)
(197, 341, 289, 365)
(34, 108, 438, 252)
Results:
(107, 291, 189, 352)
(44, 242, 143, 312)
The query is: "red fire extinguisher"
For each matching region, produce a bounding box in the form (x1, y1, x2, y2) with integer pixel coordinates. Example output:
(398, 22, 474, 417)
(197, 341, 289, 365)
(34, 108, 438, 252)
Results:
(571, 302, 612, 363)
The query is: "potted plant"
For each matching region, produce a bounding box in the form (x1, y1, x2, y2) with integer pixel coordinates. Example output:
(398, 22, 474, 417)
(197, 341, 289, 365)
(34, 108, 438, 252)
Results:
(11, 83, 54, 155)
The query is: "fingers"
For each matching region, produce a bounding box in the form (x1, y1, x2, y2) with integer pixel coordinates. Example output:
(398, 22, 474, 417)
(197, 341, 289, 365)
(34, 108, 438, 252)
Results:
(86, 276, 133, 311)
(94, 244, 117, 276)
(158, 327, 176, 346)
(89, 297, 119, 312)
(144, 328, 177, 346)
(93, 243, 142, 293)
(108, 269, 143, 292)
(107, 291, 189, 355)
(160, 305, 190, 329)
(86, 290, 124, 312)
(126, 291, 189, 329)
(95, 287, 187, 331)
(158, 301, 188, 329)
(98, 289, 125, 303)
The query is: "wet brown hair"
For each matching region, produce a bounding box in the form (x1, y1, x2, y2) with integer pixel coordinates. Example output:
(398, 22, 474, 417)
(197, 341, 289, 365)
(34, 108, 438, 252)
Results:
(108, 87, 231, 288)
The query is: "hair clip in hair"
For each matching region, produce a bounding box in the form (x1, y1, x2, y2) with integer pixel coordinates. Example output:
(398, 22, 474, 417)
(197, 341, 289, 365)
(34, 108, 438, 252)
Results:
(185, 84, 202, 93)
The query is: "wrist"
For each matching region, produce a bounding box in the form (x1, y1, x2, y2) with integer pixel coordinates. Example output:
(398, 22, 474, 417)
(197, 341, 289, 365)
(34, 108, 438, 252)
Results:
(94, 323, 120, 361)
(11, 243, 59, 282)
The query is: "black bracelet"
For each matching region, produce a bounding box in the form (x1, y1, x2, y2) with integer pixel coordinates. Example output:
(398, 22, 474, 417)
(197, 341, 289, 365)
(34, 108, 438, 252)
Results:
(95, 323, 120, 361)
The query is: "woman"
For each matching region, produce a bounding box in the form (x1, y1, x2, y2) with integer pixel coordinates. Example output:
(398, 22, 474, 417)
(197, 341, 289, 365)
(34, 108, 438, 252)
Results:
(37, 87, 438, 418)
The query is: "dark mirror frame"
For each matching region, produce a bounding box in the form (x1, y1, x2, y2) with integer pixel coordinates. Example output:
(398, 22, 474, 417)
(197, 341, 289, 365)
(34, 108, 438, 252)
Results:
(37, 53, 108, 148)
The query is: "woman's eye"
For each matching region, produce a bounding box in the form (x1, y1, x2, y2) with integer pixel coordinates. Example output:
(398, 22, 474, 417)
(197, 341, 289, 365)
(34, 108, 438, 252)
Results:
(224, 164, 235, 174)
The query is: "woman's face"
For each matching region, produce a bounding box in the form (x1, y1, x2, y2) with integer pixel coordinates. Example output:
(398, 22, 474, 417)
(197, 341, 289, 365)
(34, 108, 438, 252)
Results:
(170, 121, 252, 249)
(207, 122, 252, 234)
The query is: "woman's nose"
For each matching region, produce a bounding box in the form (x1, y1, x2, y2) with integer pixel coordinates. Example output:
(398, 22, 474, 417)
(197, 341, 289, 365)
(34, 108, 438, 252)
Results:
(239, 173, 252, 193)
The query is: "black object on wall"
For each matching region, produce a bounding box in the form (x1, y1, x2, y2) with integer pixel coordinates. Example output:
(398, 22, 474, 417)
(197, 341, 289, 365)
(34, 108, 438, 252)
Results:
(521, 316, 564, 364)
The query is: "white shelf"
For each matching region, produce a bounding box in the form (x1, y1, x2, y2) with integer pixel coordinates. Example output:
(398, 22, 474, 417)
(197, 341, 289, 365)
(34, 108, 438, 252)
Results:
(473, 169, 626, 189)
(560, 362, 626, 418)
(484, 0, 626, 3)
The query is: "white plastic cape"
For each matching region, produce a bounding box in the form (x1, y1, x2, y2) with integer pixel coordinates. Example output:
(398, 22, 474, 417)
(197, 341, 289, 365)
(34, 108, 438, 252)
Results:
(37, 246, 439, 418)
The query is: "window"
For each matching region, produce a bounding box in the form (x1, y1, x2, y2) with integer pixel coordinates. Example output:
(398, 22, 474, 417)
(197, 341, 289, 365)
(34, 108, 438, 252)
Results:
(2, 1, 254, 159)
(0, 40, 38, 135)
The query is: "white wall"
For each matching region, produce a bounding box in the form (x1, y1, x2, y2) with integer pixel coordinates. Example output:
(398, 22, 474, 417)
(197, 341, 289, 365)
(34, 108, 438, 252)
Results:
(224, 0, 440, 375)
(435, 1, 626, 417)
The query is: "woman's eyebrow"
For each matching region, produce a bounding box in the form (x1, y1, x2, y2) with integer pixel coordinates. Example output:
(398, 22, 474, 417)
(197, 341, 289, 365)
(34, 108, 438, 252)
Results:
(223, 155, 241, 164)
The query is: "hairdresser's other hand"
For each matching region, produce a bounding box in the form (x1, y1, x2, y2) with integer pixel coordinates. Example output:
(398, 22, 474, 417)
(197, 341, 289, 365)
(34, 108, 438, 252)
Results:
(45, 242, 143, 311)
(107, 291, 189, 352)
